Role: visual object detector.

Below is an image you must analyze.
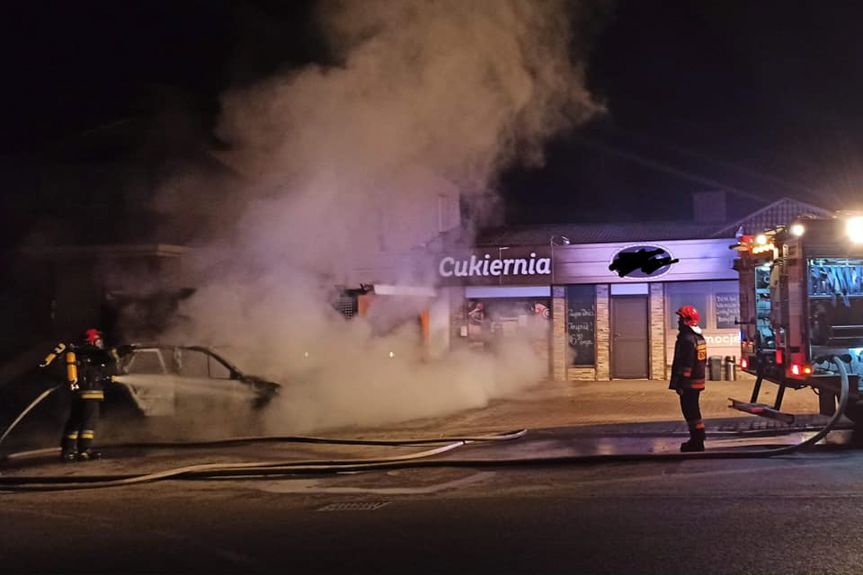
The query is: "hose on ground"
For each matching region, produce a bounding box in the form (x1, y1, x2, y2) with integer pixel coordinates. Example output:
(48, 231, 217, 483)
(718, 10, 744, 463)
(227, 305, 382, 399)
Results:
(0, 357, 852, 491)
(0, 430, 531, 491)
(1, 429, 528, 462)
(0, 440, 471, 491)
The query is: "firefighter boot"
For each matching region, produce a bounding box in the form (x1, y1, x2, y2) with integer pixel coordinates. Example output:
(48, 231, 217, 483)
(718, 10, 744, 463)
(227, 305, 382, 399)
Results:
(680, 428, 706, 452)
(679, 440, 704, 452)
(61, 450, 78, 463)
(76, 450, 102, 462)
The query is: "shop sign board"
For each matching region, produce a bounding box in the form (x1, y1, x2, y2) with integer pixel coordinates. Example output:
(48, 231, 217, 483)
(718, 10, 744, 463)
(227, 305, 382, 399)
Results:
(437, 246, 552, 286)
(608, 244, 678, 278)
(554, 238, 738, 284)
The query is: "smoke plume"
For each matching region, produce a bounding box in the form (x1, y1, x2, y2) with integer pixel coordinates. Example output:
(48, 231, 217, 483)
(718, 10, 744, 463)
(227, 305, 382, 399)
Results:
(161, 0, 600, 434)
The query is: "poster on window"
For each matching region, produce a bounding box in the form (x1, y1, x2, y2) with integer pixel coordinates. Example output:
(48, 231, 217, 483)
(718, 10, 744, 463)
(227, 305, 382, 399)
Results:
(715, 293, 740, 329)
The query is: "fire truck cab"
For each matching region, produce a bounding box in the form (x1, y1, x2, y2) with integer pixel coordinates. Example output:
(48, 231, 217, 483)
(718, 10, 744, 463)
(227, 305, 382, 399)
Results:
(733, 215, 863, 424)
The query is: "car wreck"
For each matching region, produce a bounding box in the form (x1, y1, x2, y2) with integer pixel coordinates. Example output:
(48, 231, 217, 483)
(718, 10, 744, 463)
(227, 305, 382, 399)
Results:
(111, 344, 280, 418)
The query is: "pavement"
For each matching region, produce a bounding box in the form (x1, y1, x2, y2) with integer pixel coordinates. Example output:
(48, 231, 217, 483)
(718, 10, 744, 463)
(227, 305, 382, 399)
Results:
(0, 373, 850, 481)
(373, 372, 837, 437)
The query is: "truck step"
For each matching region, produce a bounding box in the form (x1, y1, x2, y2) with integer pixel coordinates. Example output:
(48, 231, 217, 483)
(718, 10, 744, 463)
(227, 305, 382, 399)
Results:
(728, 398, 796, 425)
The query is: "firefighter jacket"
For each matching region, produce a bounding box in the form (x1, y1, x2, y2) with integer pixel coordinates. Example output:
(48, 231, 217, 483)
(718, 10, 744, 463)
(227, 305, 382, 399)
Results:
(669, 325, 707, 391)
(40, 343, 118, 400)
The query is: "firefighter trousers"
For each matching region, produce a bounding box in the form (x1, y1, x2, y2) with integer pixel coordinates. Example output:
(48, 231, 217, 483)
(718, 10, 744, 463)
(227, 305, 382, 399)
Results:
(679, 388, 706, 443)
(61, 397, 101, 454)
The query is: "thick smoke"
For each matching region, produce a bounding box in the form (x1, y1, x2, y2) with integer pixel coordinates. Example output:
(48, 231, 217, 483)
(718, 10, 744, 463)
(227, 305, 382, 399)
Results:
(163, 0, 600, 434)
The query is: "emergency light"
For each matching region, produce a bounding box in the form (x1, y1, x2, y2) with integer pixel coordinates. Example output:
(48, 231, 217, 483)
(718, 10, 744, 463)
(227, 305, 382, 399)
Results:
(846, 216, 863, 244)
(789, 363, 812, 377)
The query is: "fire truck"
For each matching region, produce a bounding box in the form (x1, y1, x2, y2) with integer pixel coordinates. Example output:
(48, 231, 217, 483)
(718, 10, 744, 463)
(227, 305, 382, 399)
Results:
(732, 214, 863, 426)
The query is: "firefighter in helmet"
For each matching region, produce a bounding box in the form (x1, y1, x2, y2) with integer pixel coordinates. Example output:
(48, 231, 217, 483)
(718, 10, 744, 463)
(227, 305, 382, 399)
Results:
(40, 328, 120, 462)
(669, 306, 708, 452)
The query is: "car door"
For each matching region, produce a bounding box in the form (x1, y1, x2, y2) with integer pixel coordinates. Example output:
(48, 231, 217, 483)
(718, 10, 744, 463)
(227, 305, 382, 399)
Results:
(173, 348, 251, 416)
(117, 348, 177, 416)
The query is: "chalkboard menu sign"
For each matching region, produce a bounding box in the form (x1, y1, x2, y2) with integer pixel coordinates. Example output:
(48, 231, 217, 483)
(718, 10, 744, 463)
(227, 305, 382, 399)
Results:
(715, 293, 739, 329)
(567, 285, 596, 365)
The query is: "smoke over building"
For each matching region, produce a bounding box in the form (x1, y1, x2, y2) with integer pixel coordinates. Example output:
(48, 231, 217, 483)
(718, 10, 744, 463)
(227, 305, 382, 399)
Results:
(156, 0, 601, 433)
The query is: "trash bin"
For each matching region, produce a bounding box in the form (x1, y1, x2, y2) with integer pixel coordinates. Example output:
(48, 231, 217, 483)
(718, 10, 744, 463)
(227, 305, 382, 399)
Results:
(708, 356, 722, 380)
(724, 355, 736, 381)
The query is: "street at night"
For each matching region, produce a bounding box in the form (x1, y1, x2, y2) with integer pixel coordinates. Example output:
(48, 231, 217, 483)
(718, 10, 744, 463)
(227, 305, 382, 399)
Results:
(3, 428, 863, 574)
(2, 379, 863, 574)
(4, 2, 863, 574)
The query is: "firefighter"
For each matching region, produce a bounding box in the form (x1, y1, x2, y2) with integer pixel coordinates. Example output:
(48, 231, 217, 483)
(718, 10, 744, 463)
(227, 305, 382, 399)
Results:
(40, 328, 120, 462)
(669, 305, 708, 452)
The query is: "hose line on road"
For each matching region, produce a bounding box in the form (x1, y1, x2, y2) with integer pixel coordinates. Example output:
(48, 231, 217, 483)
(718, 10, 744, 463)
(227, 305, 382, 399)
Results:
(1, 429, 529, 462)
(0, 430, 528, 491)
(0, 359, 851, 492)
(0, 385, 59, 447)
(0, 441, 471, 491)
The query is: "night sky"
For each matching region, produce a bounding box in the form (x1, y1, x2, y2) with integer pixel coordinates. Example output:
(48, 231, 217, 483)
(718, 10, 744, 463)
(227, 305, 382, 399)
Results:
(3, 1, 863, 239)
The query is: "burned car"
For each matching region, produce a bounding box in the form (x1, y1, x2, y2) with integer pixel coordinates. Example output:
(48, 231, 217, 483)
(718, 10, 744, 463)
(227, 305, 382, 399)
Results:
(110, 345, 280, 418)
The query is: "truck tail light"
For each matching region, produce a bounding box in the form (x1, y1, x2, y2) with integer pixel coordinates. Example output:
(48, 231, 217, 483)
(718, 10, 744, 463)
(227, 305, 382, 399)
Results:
(790, 363, 812, 377)
(741, 357, 748, 369)
(775, 350, 783, 365)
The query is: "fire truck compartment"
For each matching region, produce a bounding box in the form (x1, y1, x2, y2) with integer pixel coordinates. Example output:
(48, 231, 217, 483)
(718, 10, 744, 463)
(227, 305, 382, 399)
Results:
(807, 258, 863, 388)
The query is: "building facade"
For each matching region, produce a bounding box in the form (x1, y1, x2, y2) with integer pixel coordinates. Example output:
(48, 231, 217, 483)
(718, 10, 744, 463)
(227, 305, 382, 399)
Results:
(437, 198, 835, 382)
(438, 238, 740, 381)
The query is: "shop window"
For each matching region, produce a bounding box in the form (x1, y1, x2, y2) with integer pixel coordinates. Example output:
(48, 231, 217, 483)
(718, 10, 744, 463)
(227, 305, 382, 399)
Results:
(465, 298, 550, 349)
(667, 289, 709, 330)
(714, 293, 740, 329)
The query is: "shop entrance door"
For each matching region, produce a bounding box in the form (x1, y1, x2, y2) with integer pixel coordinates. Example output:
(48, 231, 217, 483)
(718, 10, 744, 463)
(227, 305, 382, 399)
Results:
(611, 295, 648, 379)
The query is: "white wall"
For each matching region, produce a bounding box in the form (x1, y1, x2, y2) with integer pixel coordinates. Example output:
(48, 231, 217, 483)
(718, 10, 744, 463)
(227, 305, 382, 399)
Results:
(555, 238, 738, 285)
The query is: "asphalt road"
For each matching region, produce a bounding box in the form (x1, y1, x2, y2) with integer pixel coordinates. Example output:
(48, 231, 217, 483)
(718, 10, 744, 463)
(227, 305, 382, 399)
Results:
(2, 430, 863, 575)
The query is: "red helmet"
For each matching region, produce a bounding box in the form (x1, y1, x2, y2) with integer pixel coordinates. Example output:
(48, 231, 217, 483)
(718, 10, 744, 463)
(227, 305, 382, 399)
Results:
(675, 306, 700, 326)
(83, 328, 104, 344)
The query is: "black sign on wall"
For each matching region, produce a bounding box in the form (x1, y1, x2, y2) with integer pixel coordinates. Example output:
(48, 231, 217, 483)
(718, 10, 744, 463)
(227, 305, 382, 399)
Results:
(567, 285, 596, 366)
(608, 245, 679, 278)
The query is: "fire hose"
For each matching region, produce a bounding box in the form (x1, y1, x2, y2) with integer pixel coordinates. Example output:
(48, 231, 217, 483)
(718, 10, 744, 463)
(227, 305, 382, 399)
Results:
(0, 385, 59, 446)
(0, 357, 852, 491)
